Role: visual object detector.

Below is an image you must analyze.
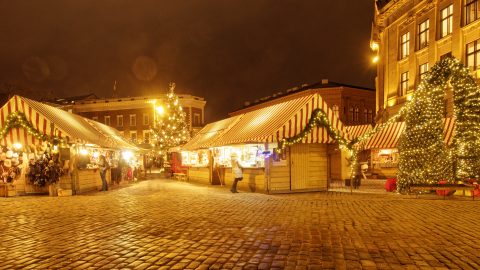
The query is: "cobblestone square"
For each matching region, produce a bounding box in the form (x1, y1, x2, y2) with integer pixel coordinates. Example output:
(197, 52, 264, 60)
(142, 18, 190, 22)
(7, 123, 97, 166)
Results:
(1, 179, 479, 269)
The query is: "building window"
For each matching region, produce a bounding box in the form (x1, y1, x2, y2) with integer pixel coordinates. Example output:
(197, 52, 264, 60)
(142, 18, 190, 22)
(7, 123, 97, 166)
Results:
(193, 113, 201, 126)
(400, 32, 410, 59)
(465, 0, 480, 25)
(367, 109, 373, 123)
(130, 131, 137, 142)
(143, 114, 149, 126)
(419, 63, 429, 82)
(117, 115, 123, 127)
(92, 116, 98, 121)
(143, 130, 150, 143)
(440, 5, 453, 38)
(129, 114, 136, 127)
(440, 52, 452, 60)
(354, 107, 359, 122)
(104, 116, 111, 126)
(349, 107, 354, 122)
(466, 39, 480, 70)
(363, 109, 368, 123)
(399, 71, 409, 96)
(332, 105, 339, 117)
(418, 20, 429, 50)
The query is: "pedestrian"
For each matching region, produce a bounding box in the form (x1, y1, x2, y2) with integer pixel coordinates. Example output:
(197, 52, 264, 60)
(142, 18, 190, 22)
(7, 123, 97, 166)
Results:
(98, 155, 109, 191)
(230, 153, 243, 193)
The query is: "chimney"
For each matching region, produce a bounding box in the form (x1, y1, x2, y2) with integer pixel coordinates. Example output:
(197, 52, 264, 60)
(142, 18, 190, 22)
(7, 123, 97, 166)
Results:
(321, 79, 329, 84)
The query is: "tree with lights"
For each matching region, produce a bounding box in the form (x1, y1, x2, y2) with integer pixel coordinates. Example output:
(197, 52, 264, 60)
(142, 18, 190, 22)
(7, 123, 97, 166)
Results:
(151, 82, 190, 153)
(396, 63, 452, 192)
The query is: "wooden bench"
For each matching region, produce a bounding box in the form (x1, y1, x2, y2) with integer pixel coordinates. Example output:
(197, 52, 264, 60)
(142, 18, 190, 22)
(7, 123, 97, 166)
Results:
(173, 173, 188, 181)
(409, 184, 476, 200)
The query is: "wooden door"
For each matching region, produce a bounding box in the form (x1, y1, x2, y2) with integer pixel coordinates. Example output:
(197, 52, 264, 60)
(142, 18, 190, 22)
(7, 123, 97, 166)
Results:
(290, 144, 328, 191)
(290, 144, 309, 190)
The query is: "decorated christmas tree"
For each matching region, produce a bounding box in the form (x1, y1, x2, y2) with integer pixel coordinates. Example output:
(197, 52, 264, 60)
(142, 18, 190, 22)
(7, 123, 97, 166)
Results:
(151, 82, 190, 153)
(397, 62, 452, 192)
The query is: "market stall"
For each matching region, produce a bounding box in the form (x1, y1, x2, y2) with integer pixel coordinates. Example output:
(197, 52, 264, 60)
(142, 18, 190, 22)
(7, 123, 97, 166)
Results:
(181, 92, 348, 193)
(0, 95, 140, 196)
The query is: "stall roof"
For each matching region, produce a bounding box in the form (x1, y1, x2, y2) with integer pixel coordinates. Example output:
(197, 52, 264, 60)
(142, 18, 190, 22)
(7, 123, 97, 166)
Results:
(363, 118, 455, 149)
(182, 115, 242, 150)
(210, 93, 348, 146)
(0, 95, 139, 150)
(346, 124, 373, 140)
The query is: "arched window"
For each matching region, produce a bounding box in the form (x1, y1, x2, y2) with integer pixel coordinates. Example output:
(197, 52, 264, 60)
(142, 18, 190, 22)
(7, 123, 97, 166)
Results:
(354, 107, 359, 122)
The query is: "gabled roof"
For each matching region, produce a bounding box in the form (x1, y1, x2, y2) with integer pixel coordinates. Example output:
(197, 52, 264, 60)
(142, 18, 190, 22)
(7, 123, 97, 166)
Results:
(46, 93, 99, 105)
(0, 95, 138, 150)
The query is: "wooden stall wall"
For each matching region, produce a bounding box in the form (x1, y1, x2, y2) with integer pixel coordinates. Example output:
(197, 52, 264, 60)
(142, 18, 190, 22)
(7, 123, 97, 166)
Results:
(187, 167, 211, 185)
(267, 147, 291, 193)
(290, 144, 328, 191)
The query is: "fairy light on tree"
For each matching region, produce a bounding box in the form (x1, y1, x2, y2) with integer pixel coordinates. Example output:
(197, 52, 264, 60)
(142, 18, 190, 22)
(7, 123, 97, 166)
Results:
(151, 82, 190, 153)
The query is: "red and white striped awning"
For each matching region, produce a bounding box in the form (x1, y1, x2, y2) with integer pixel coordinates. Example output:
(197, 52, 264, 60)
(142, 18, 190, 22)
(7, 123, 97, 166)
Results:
(346, 124, 373, 140)
(364, 122, 405, 149)
(210, 93, 347, 146)
(181, 115, 242, 150)
(443, 117, 455, 145)
(0, 95, 138, 149)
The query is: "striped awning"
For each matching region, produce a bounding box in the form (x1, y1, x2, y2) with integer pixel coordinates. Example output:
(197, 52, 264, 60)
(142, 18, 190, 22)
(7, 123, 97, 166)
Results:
(0, 95, 138, 150)
(211, 93, 348, 146)
(181, 115, 242, 150)
(346, 124, 373, 140)
(443, 117, 455, 145)
(364, 122, 405, 149)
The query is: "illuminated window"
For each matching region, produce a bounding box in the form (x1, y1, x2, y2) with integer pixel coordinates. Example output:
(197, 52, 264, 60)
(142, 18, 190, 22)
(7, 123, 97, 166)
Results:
(465, 0, 480, 25)
(193, 113, 201, 126)
(332, 105, 339, 116)
(419, 63, 429, 82)
(143, 114, 149, 125)
(399, 71, 409, 96)
(354, 107, 359, 122)
(467, 40, 480, 70)
(143, 130, 150, 143)
(130, 131, 137, 142)
(130, 114, 136, 126)
(104, 116, 110, 126)
(440, 5, 453, 38)
(418, 20, 429, 50)
(400, 32, 410, 59)
(117, 115, 123, 127)
(92, 116, 98, 121)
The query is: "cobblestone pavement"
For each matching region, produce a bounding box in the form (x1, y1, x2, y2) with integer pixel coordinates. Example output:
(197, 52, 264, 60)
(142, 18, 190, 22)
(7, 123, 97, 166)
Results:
(1, 179, 479, 270)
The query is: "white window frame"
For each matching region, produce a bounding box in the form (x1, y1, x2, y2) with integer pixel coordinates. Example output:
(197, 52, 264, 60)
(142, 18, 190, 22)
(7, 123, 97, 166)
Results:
(418, 20, 429, 50)
(117, 115, 123, 127)
(466, 39, 480, 70)
(440, 5, 453, 38)
(130, 131, 137, 142)
(143, 130, 151, 143)
(419, 63, 429, 82)
(143, 114, 149, 126)
(104, 115, 110, 126)
(399, 71, 409, 96)
(400, 32, 410, 59)
(130, 114, 136, 127)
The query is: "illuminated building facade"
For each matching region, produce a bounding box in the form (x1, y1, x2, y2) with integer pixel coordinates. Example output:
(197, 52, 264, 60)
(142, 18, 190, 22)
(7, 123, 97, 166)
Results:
(372, 0, 480, 121)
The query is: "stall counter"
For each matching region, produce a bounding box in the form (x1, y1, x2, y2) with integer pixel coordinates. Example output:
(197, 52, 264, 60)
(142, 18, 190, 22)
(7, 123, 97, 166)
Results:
(223, 167, 266, 193)
(74, 168, 111, 194)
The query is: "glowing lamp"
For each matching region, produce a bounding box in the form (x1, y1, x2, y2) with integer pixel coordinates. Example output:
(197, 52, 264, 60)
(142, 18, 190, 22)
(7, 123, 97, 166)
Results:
(372, 55, 379, 63)
(122, 151, 133, 161)
(80, 148, 88, 155)
(13, 142, 22, 150)
(155, 106, 164, 115)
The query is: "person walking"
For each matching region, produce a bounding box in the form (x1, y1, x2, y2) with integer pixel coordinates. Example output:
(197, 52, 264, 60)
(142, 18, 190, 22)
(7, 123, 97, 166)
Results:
(98, 155, 109, 191)
(230, 153, 243, 193)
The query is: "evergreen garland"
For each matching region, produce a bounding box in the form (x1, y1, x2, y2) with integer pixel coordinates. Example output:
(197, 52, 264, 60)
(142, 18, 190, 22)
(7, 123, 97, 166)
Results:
(0, 111, 64, 144)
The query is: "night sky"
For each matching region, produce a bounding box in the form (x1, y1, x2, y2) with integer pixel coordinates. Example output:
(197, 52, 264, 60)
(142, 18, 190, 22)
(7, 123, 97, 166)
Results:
(0, 0, 376, 122)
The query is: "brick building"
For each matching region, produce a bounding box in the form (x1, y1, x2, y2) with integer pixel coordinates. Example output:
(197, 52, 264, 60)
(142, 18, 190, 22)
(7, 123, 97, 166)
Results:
(372, 0, 480, 121)
(231, 79, 376, 126)
(49, 93, 206, 144)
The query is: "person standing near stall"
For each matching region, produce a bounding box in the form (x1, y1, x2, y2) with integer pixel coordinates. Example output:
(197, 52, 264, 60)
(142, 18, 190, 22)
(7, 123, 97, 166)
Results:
(230, 153, 244, 193)
(98, 155, 109, 191)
